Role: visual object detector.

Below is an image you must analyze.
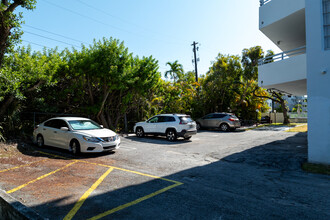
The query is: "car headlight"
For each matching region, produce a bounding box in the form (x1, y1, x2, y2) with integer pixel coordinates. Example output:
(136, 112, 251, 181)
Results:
(83, 136, 102, 142)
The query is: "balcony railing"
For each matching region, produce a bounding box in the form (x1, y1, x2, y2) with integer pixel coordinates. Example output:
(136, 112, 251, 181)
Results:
(260, 0, 272, 6)
(258, 46, 306, 66)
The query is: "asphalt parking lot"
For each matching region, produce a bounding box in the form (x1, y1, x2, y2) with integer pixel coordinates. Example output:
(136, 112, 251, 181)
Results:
(0, 127, 329, 219)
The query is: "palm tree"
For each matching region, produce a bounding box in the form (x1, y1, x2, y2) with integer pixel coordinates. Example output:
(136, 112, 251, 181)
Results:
(165, 60, 184, 82)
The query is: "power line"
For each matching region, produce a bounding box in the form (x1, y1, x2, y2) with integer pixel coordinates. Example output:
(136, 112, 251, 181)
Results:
(74, 0, 188, 44)
(23, 24, 89, 45)
(24, 30, 82, 48)
(43, 0, 187, 46)
(43, 0, 135, 35)
(22, 40, 51, 49)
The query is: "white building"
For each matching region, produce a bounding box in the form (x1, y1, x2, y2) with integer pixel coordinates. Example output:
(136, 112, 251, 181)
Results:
(258, 0, 330, 164)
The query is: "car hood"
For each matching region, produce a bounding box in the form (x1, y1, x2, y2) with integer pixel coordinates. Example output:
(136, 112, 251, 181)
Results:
(135, 121, 147, 126)
(74, 129, 116, 137)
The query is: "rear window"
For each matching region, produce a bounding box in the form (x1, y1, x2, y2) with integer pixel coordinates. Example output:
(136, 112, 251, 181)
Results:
(179, 116, 194, 123)
(228, 114, 238, 119)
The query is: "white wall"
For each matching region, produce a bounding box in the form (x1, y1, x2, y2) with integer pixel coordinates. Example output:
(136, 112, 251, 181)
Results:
(258, 54, 307, 95)
(306, 0, 330, 164)
(259, 54, 306, 86)
(259, 0, 305, 28)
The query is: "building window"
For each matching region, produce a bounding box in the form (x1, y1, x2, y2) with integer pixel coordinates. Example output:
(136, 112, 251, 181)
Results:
(324, 0, 330, 49)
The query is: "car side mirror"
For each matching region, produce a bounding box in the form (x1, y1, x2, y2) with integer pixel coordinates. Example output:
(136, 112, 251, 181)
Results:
(60, 127, 69, 131)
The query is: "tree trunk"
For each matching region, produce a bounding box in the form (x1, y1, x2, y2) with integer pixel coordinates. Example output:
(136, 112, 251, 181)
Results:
(86, 75, 94, 105)
(280, 99, 290, 124)
(0, 95, 14, 118)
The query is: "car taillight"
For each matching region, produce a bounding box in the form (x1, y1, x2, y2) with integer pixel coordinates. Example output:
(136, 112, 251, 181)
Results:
(228, 118, 235, 122)
(180, 121, 188, 124)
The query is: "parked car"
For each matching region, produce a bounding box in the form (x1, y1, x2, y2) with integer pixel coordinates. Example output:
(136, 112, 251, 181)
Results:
(134, 114, 197, 141)
(260, 116, 271, 124)
(33, 117, 120, 154)
(196, 113, 241, 131)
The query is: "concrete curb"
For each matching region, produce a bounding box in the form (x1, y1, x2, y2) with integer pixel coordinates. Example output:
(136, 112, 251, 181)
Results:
(0, 190, 45, 220)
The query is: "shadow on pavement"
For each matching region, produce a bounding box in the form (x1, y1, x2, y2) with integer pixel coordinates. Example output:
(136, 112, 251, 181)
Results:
(125, 135, 192, 145)
(23, 132, 330, 220)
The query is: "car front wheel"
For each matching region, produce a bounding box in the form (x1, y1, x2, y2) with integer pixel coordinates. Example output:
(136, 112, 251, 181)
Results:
(166, 129, 177, 141)
(71, 140, 80, 155)
(196, 123, 201, 130)
(36, 135, 44, 147)
(136, 127, 145, 137)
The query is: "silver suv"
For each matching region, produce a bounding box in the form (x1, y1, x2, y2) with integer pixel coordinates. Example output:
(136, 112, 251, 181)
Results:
(196, 113, 241, 131)
(134, 114, 197, 141)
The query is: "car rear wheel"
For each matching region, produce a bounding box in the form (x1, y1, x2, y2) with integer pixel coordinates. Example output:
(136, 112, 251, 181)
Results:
(71, 140, 80, 155)
(36, 135, 44, 147)
(166, 129, 177, 141)
(220, 123, 230, 132)
(136, 127, 145, 137)
(196, 123, 201, 130)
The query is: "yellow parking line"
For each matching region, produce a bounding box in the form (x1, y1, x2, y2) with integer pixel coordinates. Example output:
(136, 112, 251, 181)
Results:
(6, 161, 78, 194)
(88, 182, 183, 220)
(63, 167, 114, 220)
(36, 151, 181, 184)
(112, 166, 182, 184)
(36, 151, 78, 161)
(35, 151, 185, 218)
(0, 159, 48, 173)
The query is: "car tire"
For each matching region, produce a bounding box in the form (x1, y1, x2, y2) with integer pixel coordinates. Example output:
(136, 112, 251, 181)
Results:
(220, 123, 230, 132)
(36, 135, 44, 147)
(136, 127, 145, 137)
(70, 140, 80, 155)
(166, 129, 177, 141)
(196, 123, 201, 130)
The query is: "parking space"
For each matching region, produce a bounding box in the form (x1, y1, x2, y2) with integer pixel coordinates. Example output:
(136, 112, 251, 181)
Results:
(0, 127, 329, 220)
(0, 150, 182, 219)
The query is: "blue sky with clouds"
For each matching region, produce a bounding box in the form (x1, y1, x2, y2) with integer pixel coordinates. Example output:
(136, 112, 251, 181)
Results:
(18, 0, 281, 77)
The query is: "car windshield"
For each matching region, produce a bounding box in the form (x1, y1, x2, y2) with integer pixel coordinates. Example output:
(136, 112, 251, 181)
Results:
(68, 120, 101, 130)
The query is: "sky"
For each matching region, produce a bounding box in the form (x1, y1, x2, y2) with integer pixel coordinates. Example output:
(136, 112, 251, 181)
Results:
(18, 0, 282, 77)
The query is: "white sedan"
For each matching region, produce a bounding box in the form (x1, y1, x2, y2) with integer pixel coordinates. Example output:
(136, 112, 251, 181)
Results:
(33, 117, 120, 154)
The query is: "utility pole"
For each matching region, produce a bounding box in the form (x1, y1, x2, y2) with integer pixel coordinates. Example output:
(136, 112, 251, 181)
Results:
(191, 41, 199, 82)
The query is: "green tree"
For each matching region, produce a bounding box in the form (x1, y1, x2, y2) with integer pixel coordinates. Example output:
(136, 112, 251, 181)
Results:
(0, 0, 36, 67)
(59, 38, 160, 129)
(165, 60, 184, 82)
(202, 54, 242, 113)
(0, 46, 64, 135)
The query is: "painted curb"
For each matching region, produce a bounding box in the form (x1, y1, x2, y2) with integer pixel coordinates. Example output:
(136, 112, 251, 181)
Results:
(0, 189, 45, 220)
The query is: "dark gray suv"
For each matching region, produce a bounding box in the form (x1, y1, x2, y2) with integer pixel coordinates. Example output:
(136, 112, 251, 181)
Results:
(196, 113, 241, 131)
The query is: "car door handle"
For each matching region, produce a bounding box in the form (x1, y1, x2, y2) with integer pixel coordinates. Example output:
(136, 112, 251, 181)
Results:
(54, 131, 57, 133)
(43, 128, 46, 131)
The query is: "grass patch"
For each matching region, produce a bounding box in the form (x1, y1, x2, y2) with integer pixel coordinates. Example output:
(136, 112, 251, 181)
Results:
(302, 163, 330, 175)
(246, 123, 305, 131)
(286, 124, 308, 132)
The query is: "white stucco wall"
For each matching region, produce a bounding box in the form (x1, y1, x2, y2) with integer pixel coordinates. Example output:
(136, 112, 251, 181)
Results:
(306, 0, 330, 164)
(259, 54, 307, 88)
(259, 0, 305, 28)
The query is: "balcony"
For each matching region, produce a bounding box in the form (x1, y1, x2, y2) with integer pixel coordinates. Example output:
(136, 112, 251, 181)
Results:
(258, 47, 307, 95)
(259, 0, 306, 52)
